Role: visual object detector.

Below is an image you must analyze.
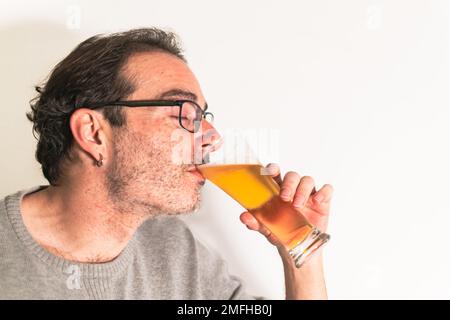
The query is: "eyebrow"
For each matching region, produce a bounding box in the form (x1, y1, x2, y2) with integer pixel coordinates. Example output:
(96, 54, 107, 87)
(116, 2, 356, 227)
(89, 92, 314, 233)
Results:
(158, 89, 198, 101)
(157, 89, 208, 111)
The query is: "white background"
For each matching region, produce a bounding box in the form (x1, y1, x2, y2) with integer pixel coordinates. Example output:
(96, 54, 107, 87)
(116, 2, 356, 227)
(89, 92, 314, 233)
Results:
(1, 0, 449, 299)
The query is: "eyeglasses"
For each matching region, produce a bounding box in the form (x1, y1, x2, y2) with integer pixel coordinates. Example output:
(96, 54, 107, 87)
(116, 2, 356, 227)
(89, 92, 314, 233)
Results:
(84, 100, 214, 133)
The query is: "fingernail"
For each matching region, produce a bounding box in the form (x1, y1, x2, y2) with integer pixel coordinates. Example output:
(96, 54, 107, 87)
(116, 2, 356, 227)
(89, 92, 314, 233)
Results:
(314, 194, 324, 203)
(280, 188, 290, 200)
(259, 167, 272, 176)
(293, 194, 305, 207)
(261, 165, 276, 176)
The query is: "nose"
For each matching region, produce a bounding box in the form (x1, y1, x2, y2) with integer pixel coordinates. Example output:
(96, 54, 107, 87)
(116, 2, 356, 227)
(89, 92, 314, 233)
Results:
(200, 119, 222, 152)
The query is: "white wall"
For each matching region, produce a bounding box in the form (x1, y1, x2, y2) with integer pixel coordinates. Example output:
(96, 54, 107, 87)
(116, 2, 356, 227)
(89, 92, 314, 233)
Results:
(1, 0, 449, 299)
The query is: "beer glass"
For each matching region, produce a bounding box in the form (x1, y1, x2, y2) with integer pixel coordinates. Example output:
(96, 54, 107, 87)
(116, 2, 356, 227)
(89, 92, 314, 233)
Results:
(197, 136, 330, 268)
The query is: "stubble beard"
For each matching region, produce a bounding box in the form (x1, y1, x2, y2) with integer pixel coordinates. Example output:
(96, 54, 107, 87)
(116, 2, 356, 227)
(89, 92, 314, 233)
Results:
(105, 129, 202, 219)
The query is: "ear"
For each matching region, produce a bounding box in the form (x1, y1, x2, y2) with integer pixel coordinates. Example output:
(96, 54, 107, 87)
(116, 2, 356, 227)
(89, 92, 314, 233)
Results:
(69, 108, 110, 166)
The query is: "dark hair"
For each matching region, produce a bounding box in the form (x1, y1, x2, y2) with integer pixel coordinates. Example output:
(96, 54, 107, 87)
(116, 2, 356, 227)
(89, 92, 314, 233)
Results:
(26, 28, 185, 186)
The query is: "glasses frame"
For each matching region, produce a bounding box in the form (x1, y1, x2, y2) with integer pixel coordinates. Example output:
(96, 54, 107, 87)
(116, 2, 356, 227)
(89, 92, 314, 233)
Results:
(83, 99, 214, 133)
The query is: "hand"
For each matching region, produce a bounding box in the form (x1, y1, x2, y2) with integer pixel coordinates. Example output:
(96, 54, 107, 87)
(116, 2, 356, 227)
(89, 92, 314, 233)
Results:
(240, 163, 333, 249)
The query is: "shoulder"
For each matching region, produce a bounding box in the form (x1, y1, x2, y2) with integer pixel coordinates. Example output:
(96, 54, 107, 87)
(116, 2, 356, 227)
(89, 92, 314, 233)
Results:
(0, 197, 7, 232)
(134, 214, 222, 270)
(133, 215, 257, 299)
(135, 215, 195, 244)
(133, 215, 201, 260)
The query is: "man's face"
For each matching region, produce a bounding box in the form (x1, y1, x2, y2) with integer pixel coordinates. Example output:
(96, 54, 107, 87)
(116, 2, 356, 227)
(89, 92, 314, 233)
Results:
(105, 51, 218, 216)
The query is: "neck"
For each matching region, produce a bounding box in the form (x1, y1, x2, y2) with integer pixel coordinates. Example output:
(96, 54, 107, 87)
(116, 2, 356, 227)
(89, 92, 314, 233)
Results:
(21, 179, 149, 263)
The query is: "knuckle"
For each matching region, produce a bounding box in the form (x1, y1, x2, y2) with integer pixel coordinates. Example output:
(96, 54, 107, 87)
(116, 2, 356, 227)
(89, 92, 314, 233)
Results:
(284, 171, 300, 182)
(300, 175, 315, 186)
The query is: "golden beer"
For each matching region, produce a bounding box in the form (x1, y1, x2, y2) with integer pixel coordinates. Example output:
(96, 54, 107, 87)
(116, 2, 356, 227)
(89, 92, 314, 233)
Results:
(198, 163, 329, 267)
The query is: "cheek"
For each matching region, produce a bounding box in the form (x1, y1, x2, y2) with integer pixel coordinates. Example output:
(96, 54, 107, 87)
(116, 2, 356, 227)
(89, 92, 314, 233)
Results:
(141, 131, 184, 170)
(117, 129, 164, 167)
(121, 118, 191, 171)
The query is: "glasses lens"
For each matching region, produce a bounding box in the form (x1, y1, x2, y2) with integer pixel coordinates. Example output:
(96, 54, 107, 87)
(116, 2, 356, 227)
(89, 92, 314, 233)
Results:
(180, 101, 202, 132)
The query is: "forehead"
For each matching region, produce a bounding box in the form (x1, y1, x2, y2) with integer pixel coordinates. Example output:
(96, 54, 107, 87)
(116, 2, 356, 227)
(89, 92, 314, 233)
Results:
(123, 51, 204, 101)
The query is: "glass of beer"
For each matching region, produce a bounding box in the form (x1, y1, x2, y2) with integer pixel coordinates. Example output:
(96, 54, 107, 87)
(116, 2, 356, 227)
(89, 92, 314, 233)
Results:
(197, 136, 330, 268)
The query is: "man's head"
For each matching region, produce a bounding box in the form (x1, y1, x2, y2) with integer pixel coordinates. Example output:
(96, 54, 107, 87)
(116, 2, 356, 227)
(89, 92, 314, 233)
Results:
(27, 28, 220, 216)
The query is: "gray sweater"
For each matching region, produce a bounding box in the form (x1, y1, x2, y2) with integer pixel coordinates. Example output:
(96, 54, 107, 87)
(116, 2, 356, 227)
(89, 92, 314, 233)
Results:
(0, 186, 258, 300)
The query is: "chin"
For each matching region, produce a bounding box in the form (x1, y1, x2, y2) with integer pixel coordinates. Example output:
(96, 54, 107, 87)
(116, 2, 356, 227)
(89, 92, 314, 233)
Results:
(182, 192, 202, 213)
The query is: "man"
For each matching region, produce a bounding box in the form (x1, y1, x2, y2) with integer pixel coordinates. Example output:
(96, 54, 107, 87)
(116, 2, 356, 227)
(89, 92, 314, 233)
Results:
(0, 28, 333, 299)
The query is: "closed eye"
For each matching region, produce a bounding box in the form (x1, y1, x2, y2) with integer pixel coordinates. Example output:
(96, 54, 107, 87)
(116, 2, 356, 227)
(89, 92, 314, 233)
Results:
(171, 115, 189, 120)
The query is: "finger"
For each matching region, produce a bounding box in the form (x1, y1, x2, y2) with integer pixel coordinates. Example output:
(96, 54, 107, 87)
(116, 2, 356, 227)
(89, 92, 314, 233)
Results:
(280, 171, 301, 201)
(260, 163, 283, 185)
(239, 211, 260, 231)
(292, 176, 315, 208)
(240, 212, 281, 246)
(312, 184, 334, 204)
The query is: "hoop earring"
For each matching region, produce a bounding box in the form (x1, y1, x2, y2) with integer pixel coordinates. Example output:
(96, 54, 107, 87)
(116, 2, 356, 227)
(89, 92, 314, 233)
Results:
(96, 153, 104, 167)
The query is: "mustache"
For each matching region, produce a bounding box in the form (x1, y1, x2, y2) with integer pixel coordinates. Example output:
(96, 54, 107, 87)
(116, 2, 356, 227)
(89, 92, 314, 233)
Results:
(179, 151, 210, 170)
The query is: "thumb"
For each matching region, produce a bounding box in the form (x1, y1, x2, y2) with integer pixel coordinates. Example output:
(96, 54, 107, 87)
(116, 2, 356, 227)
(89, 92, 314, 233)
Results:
(239, 211, 260, 231)
(239, 212, 282, 247)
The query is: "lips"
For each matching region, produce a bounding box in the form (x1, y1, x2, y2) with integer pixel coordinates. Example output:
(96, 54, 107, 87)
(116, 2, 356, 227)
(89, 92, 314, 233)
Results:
(186, 166, 206, 181)
(186, 165, 197, 172)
